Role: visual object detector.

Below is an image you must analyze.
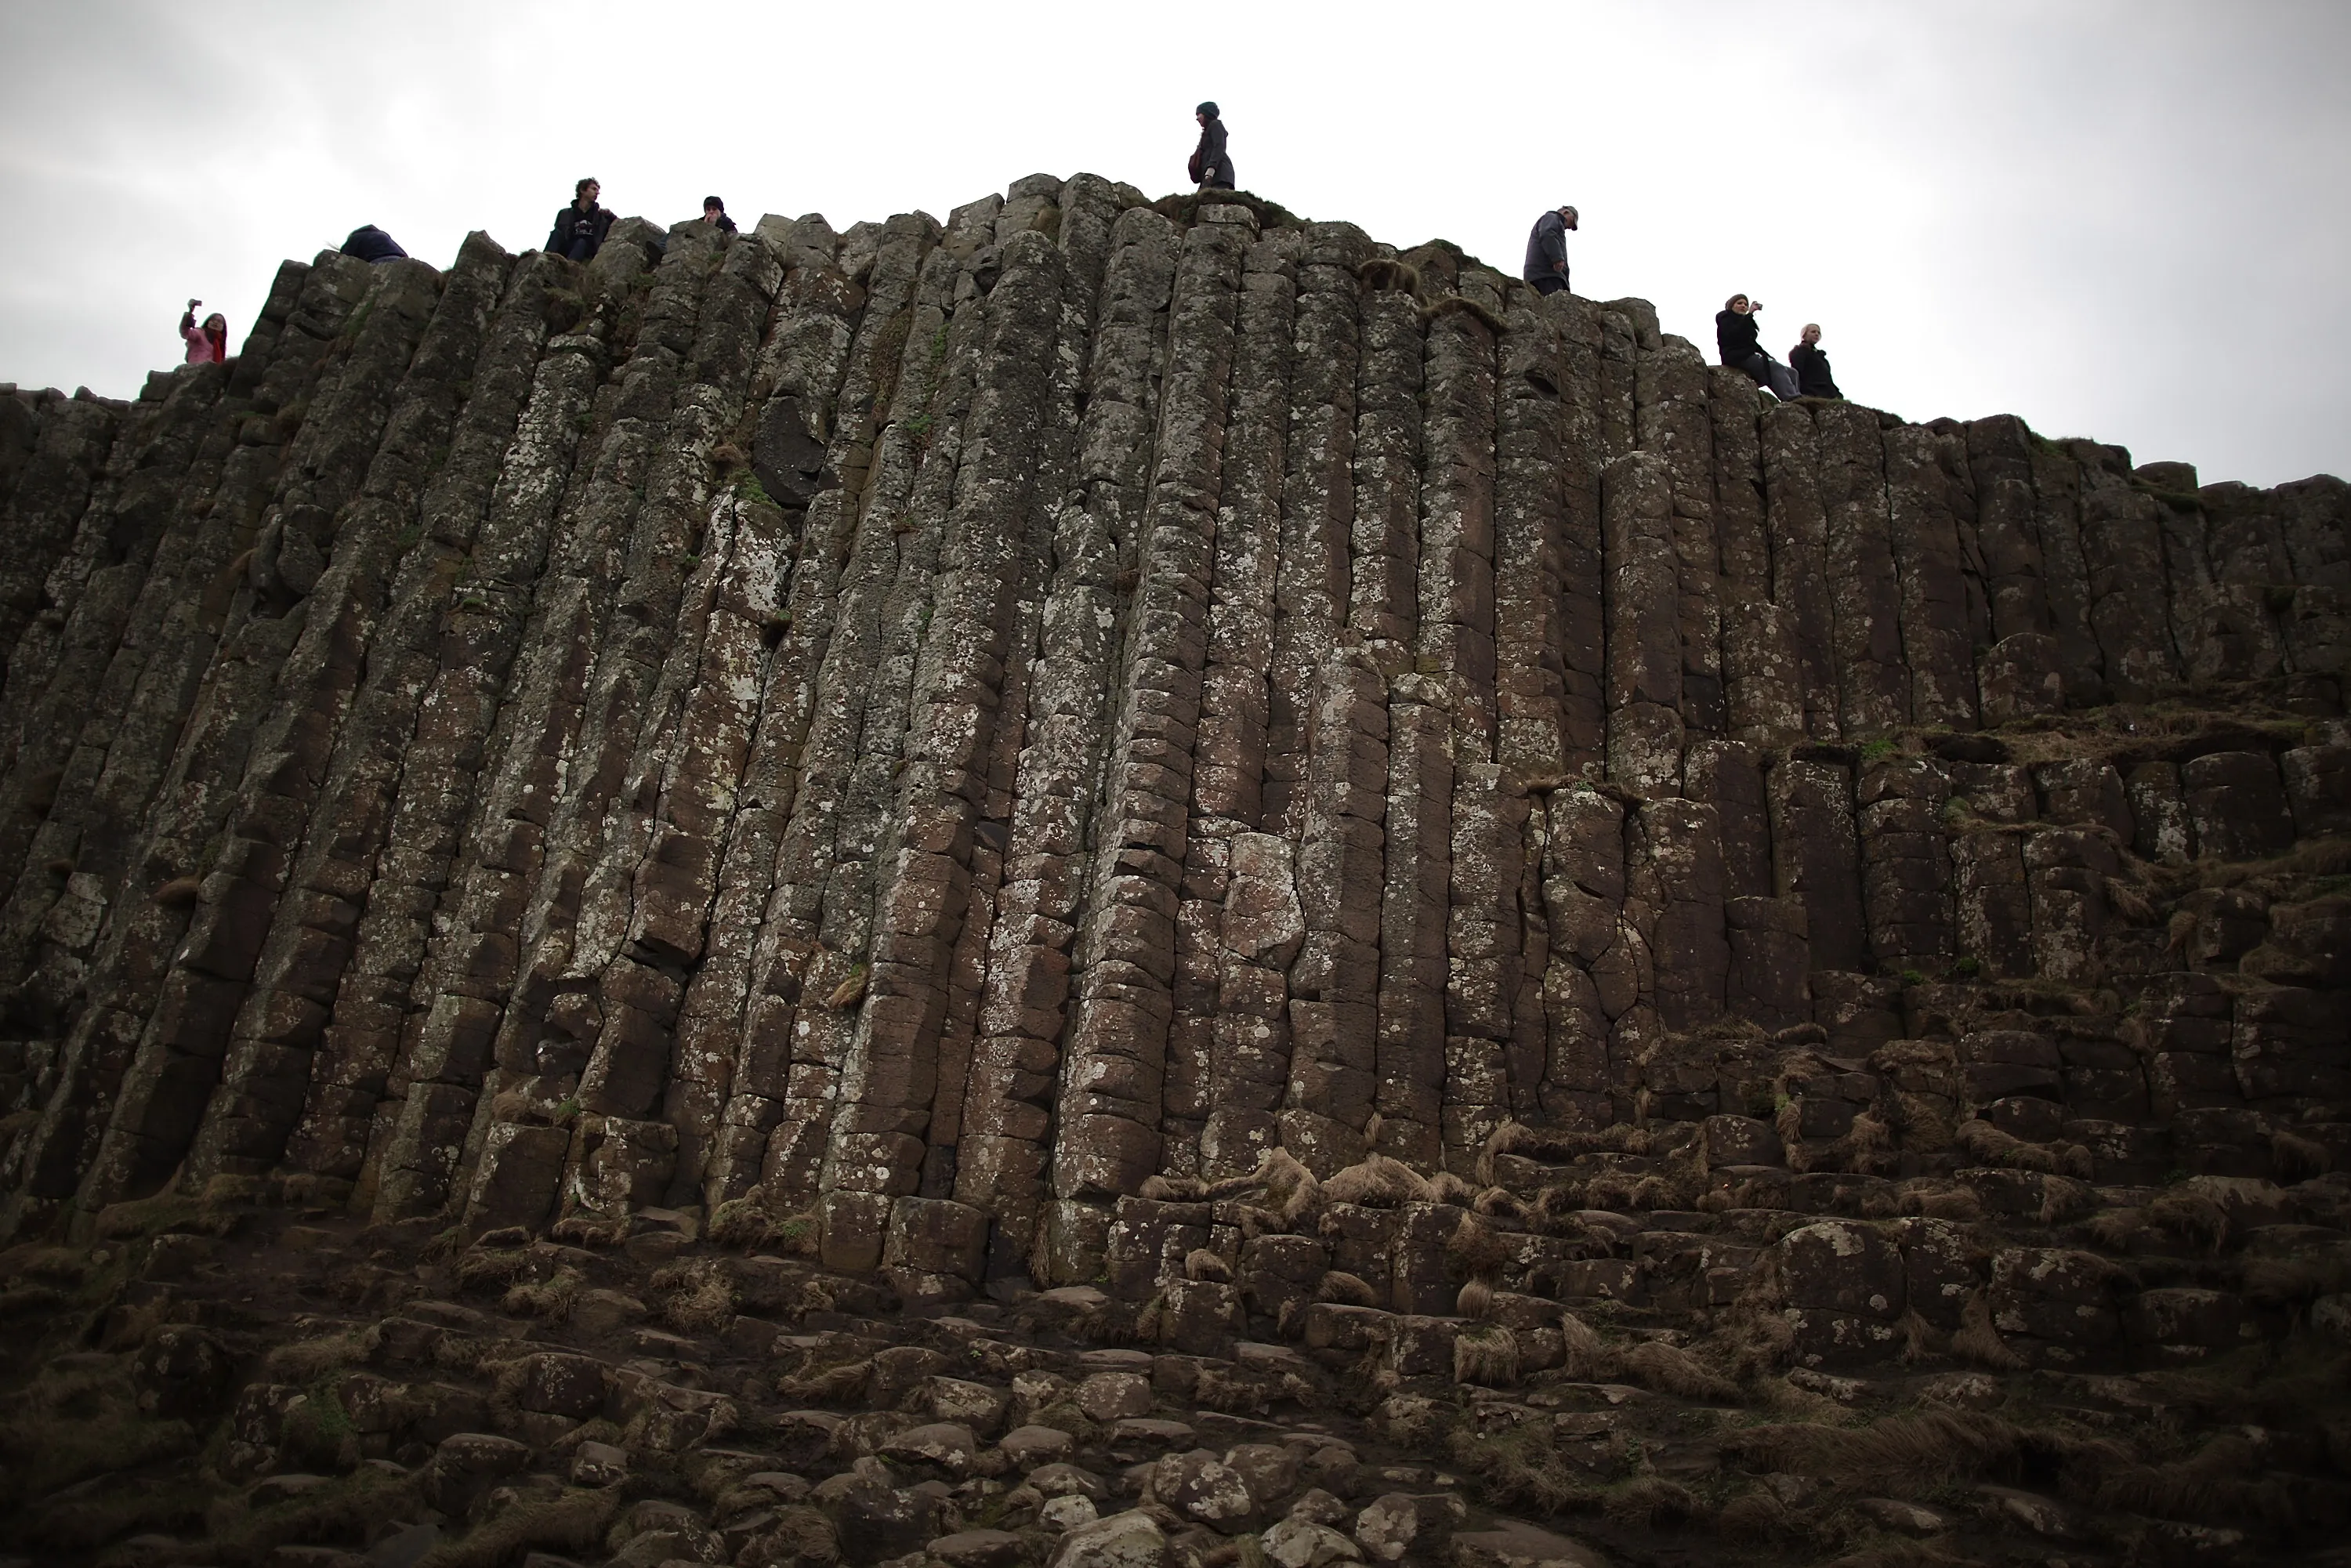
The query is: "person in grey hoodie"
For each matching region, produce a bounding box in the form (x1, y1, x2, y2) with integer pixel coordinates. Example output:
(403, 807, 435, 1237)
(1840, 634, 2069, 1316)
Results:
(1522, 205, 1578, 295)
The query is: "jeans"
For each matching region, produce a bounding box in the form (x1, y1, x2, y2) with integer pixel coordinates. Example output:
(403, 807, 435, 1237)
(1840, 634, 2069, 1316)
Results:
(1737, 350, 1800, 400)
(562, 234, 600, 263)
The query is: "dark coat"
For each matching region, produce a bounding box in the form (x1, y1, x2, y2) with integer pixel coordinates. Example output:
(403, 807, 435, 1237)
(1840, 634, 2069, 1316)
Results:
(1189, 116, 1233, 188)
(1716, 308, 1762, 366)
(547, 201, 615, 259)
(1791, 342, 1841, 399)
(1523, 210, 1570, 286)
(340, 225, 407, 263)
(708, 212, 737, 234)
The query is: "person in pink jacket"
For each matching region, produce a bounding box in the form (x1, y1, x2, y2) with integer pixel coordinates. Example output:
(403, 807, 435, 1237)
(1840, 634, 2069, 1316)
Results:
(179, 299, 227, 364)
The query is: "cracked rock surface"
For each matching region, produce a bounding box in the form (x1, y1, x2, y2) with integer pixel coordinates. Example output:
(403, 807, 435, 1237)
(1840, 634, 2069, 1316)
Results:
(0, 179, 2347, 1566)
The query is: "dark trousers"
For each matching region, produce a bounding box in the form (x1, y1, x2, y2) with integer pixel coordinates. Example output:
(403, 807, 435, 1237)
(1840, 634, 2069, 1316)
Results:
(1530, 273, 1570, 296)
(1736, 349, 1800, 400)
(1199, 158, 1234, 190)
(561, 234, 600, 263)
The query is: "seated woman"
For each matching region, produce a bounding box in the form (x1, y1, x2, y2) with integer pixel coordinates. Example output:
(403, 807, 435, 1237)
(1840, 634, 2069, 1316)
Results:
(1715, 294, 1798, 400)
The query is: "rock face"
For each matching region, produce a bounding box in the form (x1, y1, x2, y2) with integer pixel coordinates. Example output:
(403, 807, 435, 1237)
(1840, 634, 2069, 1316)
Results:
(0, 179, 2347, 1566)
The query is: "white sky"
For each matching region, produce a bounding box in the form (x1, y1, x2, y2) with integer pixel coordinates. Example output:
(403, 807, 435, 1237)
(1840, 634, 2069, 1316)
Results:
(2, 0, 2345, 489)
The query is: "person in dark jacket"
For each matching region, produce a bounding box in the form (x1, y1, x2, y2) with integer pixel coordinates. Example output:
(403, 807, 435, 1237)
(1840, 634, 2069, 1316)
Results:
(340, 225, 408, 263)
(702, 196, 737, 234)
(1716, 294, 1799, 400)
(1188, 103, 1234, 191)
(1522, 205, 1578, 296)
(547, 178, 614, 263)
(1791, 322, 1841, 399)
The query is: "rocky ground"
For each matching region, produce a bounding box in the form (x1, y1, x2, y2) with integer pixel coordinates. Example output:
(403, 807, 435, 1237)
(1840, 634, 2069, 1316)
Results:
(7, 907, 2351, 1568)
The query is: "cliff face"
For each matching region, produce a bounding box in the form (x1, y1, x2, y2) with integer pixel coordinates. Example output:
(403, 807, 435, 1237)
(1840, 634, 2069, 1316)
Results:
(0, 175, 2344, 1281)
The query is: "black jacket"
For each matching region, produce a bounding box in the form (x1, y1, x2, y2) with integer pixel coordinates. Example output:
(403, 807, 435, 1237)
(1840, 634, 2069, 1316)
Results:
(1523, 211, 1569, 285)
(1791, 342, 1841, 398)
(1189, 117, 1232, 186)
(712, 212, 737, 233)
(340, 225, 407, 263)
(1716, 309, 1762, 366)
(547, 201, 615, 258)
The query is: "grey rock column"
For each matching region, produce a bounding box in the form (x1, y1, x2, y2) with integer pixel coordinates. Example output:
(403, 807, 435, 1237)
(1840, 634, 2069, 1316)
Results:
(1048, 211, 1247, 1215)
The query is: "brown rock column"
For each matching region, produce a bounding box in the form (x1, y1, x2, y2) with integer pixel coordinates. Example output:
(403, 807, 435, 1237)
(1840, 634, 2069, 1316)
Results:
(1172, 225, 1300, 1175)
(2070, 443, 2179, 698)
(1857, 755, 1954, 974)
(1349, 281, 1422, 647)
(1600, 451, 1683, 794)
(1770, 753, 1867, 976)
(1538, 785, 1625, 1125)
(1263, 222, 1371, 838)
(820, 229, 1071, 1211)
(74, 255, 455, 1214)
(1282, 649, 1386, 1175)
(1635, 339, 1722, 744)
(1814, 403, 1907, 736)
(1375, 687, 1449, 1169)
(955, 201, 1177, 1274)
(1881, 425, 1982, 729)
(1048, 210, 1250, 1212)
(1759, 404, 1841, 740)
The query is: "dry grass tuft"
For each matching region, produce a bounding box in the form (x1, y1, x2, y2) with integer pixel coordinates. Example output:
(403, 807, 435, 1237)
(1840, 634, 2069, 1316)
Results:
(502, 1266, 583, 1321)
(1715, 1487, 1790, 1541)
(1314, 1270, 1382, 1308)
(1472, 1185, 1527, 1221)
(1558, 1310, 1611, 1379)
(264, 1324, 381, 1382)
(1900, 1179, 1985, 1222)
(1426, 1169, 1480, 1207)
(2037, 1174, 2096, 1225)
(1896, 1309, 1944, 1364)
(824, 964, 868, 1009)
(2274, 1128, 2332, 1182)
(1321, 1152, 1432, 1208)
(1454, 1324, 1520, 1386)
(2242, 1248, 2351, 1307)
(415, 1487, 621, 1568)
(1183, 1248, 1233, 1284)
(1139, 1173, 1206, 1201)
(1951, 1288, 2025, 1371)
(707, 1197, 781, 1248)
(1256, 1146, 1320, 1225)
(651, 1260, 738, 1335)
(1447, 1212, 1509, 1280)
(1956, 1118, 2092, 1180)
(2148, 1186, 2233, 1253)
(1620, 1339, 1739, 1402)
(1731, 1409, 2025, 1493)
(2094, 1432, 2296, 1529)
(1457, 1278, 1494, 1320)
(776, 1356, 872, 1406)
(1601, 1475, 1695, 1530)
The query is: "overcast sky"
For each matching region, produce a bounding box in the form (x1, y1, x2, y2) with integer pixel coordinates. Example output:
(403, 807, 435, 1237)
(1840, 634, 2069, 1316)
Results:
(2, 1, 2345, 489)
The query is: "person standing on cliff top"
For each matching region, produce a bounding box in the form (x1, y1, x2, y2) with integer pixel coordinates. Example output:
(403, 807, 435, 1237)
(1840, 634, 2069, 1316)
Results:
(1523, 205, 1578, 296)
(1791, 321, 1842, 400)
(340, 225, 408, 263)
(1189, 103, 1234, 192)
(702, 196, 737, 234)
(547, 178, 614, 263)
(1717, 294, 1800, 401)
(179, 301, 226, 365)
